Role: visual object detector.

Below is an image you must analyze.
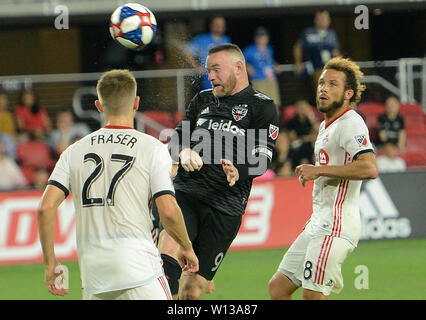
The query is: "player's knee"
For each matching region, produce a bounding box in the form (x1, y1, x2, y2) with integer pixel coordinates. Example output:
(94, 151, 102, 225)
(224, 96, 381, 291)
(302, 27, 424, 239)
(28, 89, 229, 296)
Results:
(302, 288, 328, 300)
(268, 273, 294, 300)
(161, 254, 182, 296)
(268, 277, 283, 299)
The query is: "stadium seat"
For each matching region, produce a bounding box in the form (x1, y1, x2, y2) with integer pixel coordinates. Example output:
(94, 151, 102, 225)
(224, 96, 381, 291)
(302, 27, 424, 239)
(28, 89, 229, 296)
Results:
(20, 166, 35, 186)
(280, 105, 296, 124)
(173, 111, 184, 126)
(401, 103, 424, 129)
(400, 151, 426, 168)
(403, 113, 424, 129)
(142, 111, 176, 129)
(357, 102, 386, 117)
(406, 134, 426, 153)
(17, 141, 54, 170)
(400, 102, 423, 116)
(141, 110, 177, 140)
(280, 104, 321, 125)
(405, 125, 425, 137)
(16, 140, 55, 185)
(357, 102, 386, 144)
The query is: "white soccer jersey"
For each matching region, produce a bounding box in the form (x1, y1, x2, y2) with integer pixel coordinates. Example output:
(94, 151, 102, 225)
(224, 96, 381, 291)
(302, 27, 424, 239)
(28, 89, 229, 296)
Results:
(48, 126, 174, 294)
(306, 109, 374, 247)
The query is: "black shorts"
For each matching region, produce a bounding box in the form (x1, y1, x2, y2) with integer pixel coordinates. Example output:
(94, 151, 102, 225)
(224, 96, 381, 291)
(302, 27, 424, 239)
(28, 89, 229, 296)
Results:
(175, 190, 242, 281)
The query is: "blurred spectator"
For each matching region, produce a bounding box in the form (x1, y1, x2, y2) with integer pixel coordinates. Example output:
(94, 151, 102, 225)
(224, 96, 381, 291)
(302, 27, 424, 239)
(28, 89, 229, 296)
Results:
(0, 132, 17, 161)
(0, 140, 27, 190)
(184, 16, 231, 91)
(293, 10, 341, 103)
(377, 96, 406, 151)
(286, 100, 319, 170)
(377, 141, 407, 173)
(0, 92, 16, 136)
(14, 89, 52, 140)
(48, 108, 91, 156)
(270, 131, 293, 176)
(243, 27, 282, 109)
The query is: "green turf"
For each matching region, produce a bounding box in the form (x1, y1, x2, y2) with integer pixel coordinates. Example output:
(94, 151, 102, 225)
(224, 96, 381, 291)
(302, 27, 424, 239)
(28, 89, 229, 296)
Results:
(1, 238, 425, 300)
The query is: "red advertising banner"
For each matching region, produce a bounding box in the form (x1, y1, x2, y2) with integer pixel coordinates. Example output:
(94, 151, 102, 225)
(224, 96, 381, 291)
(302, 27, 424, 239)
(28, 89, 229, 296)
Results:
(0, 177, 313, 264)
(232, 177, 313, 250)
(0, 191, 77, 265)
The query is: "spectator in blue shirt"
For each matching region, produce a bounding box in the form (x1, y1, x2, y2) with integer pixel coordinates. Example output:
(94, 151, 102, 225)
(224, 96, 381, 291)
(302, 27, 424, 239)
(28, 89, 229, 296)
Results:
(293, 10, 341, 84)
(184, 17, 231, 90)
(243, 27, 282, 109)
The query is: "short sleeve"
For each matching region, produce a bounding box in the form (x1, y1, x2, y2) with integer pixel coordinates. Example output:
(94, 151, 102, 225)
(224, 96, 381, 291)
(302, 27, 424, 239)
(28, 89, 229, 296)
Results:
(150, 143, 175, 200)
(338, 115, 375, 160)
(48, 147, 71, 197)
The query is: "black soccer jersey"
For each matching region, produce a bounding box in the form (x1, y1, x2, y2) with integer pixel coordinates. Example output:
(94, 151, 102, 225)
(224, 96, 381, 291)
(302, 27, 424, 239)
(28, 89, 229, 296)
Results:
(170, 85, 279, 217)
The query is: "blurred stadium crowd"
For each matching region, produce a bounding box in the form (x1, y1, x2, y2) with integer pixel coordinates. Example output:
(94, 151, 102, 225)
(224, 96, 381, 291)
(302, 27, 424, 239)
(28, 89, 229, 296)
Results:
(0, 9, 425, 191)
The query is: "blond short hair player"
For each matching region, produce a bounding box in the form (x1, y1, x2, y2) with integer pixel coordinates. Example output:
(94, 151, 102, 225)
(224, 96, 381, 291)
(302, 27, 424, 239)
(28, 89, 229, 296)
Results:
(268, 57, 378, 300)
(37, 69, 198, 300)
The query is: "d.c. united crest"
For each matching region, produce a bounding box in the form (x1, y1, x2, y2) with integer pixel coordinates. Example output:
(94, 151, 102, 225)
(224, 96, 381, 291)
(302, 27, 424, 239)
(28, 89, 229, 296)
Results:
(232, 105, 248, 121)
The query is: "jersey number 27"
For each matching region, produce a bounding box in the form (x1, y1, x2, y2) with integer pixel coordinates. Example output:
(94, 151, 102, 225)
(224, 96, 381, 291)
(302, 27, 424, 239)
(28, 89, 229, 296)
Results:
(82, 153, 135, 207)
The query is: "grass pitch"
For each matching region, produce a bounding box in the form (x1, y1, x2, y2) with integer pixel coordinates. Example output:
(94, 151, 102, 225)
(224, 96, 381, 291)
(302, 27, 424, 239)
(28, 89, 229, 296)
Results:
(0, 238, 425, 300)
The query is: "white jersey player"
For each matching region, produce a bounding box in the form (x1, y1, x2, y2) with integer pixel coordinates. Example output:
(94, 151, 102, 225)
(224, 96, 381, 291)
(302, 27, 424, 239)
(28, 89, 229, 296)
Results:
(269, 57, 378, 300)
(38, 70, 198, 300)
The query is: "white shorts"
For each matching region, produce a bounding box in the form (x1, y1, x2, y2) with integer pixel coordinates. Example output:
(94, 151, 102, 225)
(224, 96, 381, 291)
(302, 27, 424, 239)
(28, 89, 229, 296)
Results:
(278, 229, 355, 296)
(82, 275, 172, 300)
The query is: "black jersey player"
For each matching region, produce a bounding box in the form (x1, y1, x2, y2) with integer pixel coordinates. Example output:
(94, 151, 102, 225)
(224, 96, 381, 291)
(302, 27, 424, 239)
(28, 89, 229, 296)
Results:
(161, 44, 280, 300)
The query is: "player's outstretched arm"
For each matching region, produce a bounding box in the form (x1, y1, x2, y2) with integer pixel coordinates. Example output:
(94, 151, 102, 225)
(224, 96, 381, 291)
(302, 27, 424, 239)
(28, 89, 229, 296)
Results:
(37, 185, 69, 296)
(296, 152, 378, 186)
(156, 194, 199, 275)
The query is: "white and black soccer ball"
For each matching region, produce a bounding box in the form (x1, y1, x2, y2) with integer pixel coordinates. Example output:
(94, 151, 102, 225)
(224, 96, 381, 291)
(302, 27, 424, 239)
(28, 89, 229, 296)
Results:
(109, 3, 157, 50)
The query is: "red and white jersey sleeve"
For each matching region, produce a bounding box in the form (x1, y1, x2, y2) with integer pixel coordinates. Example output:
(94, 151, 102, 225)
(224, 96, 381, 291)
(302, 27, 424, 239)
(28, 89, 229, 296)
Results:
(307, 109, 374, 246)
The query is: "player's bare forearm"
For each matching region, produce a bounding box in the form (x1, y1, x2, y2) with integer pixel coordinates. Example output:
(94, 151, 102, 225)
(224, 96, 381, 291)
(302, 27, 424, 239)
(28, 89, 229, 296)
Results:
(318, 152, 378, 180)
(297, 152, 378, 183)
(156, 194, 193, 250)
(37, 185, 65, 265)
(38, 211, 57, 265)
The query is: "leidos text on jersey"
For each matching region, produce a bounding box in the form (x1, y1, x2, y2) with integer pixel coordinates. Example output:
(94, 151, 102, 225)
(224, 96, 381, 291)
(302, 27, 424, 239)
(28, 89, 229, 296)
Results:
(90, 133, 138, 148)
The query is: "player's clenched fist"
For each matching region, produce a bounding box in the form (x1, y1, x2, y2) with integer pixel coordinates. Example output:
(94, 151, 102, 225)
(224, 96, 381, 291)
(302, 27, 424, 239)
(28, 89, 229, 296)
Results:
(179, 148, 203, 172)
(177, 247, 199, 276)
(295, 164, 319, 187)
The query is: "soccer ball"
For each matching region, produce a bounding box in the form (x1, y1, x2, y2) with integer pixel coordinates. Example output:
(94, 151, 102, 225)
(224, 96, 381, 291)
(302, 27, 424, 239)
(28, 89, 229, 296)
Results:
(109, 3, 157, 50)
